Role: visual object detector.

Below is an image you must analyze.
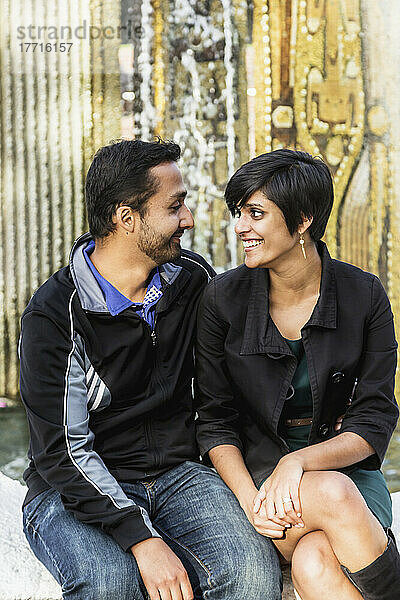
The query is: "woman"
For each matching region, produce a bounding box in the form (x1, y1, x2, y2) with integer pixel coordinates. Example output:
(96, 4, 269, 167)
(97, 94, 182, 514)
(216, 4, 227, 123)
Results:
(195, 149, 400, 599)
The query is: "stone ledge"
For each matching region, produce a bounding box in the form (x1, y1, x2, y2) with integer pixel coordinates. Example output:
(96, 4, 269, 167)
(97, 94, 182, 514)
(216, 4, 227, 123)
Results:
(1, 472, 398, 600)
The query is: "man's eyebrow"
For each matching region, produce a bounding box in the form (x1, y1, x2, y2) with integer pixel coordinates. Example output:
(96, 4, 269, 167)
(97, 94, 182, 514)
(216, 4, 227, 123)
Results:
(169, 190, 187, 200)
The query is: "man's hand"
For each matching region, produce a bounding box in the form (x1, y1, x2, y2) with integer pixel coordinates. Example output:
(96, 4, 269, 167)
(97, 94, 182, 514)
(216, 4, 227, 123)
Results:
(131, 538, 193, 600)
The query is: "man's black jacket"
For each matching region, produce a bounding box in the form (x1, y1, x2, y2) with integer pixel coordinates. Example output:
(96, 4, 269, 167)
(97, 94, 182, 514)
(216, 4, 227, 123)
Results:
(20, 233, 214, 551)
(196, 242, 399, 487)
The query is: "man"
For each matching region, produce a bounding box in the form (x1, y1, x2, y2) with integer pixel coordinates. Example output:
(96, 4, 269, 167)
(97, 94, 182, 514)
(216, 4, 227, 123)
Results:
(20, 139, 281, 600)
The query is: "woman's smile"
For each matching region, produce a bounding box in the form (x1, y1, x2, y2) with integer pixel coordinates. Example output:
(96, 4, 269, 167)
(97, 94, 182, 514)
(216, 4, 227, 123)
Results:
(242, 239, 264, 251)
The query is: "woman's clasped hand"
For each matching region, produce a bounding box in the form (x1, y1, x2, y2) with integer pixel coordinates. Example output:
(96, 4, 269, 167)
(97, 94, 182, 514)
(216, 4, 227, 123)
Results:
(253, 455, 305, 535)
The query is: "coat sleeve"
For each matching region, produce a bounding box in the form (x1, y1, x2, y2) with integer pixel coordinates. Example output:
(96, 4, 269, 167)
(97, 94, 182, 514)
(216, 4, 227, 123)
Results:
(19, 305, 160, 551)
(340, 275, 399, 468)
(195, 279, 243, 457)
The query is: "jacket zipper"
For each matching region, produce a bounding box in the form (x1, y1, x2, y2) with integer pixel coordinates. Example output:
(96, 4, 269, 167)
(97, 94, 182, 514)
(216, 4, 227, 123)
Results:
(86, 307, 169, 470)
(144, 315, 167, 468)
(90, 310, 168, 469)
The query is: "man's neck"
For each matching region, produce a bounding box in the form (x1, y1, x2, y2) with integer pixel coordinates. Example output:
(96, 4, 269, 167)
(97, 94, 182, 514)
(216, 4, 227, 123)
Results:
(90, 238, 156, 304)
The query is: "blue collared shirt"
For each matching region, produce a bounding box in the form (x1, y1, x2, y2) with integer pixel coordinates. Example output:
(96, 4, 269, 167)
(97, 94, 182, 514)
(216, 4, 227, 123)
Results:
(83, 240, 163, 330)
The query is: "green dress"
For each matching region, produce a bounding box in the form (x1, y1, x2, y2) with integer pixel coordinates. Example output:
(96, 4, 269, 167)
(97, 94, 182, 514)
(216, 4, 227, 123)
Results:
(280, 337, 392, 529)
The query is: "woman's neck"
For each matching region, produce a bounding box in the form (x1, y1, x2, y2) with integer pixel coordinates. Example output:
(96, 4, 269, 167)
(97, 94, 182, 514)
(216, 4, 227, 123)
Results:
(268, 242, 322, 306)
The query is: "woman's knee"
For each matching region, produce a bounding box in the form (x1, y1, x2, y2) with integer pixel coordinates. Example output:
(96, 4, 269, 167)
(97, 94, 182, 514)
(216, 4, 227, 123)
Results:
(291, 532, 333, 589)
(303, 471, 362, 516)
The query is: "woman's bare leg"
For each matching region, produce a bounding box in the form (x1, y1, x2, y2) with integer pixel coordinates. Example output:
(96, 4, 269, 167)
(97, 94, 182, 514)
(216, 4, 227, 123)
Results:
(290, 531, 362, 600)
(273, 470, 387, 571)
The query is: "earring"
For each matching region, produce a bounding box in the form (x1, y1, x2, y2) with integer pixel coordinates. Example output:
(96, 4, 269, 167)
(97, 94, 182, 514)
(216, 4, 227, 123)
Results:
(299, 232, 307, 259)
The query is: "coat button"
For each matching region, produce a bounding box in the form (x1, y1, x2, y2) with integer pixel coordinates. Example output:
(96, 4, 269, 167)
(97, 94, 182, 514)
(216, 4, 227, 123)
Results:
(319, 423, 329, 437)
(331, 371, 345, 384)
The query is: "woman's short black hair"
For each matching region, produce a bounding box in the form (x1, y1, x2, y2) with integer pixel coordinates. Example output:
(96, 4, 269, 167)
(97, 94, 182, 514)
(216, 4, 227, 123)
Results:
(85, 138, 181, 239)
(225, 149, 334, 241)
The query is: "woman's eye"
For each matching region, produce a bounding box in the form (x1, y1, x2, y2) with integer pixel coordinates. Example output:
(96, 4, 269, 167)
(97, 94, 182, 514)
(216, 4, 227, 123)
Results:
(171, 205, 180, 211)
(251, 210, 264, 218)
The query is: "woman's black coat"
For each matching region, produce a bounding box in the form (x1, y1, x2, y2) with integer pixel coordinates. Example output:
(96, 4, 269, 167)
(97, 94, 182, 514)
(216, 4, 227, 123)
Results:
(195, 242, 399, 486)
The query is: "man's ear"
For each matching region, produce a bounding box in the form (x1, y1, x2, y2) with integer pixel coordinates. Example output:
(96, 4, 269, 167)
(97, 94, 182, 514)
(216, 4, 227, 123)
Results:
(114, 205, 137, 234)
(298, 214, 313, 235)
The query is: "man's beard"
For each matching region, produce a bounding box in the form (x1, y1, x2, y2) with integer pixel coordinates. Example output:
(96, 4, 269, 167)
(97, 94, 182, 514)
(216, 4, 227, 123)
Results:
(137, 217, 181, 265)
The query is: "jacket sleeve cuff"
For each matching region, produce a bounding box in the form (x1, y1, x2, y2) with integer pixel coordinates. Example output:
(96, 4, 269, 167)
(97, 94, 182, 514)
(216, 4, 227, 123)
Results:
(339, 424, 388, 466)
(109, 511, 161, 552)
(199, 437, 243, 459)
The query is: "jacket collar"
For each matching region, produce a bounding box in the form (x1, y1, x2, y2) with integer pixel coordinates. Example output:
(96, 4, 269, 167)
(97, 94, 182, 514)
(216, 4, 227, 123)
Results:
(240, 241, 337, 355)
(69, 232, 183, 313)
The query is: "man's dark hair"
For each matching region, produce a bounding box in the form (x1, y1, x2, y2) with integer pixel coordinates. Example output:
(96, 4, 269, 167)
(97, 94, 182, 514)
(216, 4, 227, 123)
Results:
(85, 138, 181, 239)
(225, 149, 334, 241)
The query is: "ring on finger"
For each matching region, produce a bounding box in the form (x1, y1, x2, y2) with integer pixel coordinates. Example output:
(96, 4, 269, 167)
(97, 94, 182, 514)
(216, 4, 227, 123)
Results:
(282, 497, 292, 504)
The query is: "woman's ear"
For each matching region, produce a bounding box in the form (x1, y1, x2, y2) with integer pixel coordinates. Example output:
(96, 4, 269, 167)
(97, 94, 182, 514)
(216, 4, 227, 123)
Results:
(298, 214, 313, 236)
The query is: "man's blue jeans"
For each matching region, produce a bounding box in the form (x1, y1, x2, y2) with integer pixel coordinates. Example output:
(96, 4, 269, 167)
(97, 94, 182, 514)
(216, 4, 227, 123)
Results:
(23, 461, 282, 599)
